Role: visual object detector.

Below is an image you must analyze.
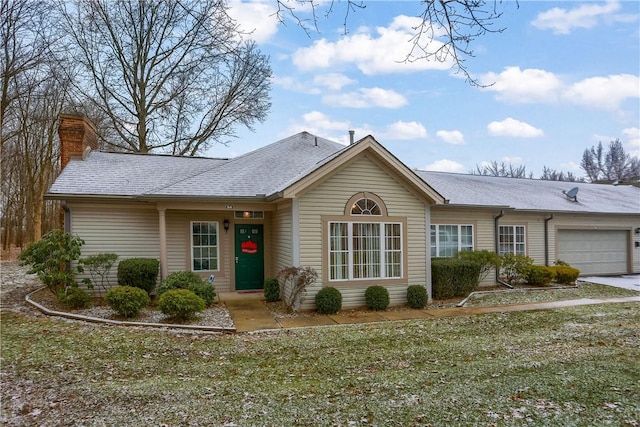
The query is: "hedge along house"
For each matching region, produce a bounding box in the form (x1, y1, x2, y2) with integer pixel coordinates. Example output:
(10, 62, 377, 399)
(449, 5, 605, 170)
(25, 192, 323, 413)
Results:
(48, 115, 640, 308)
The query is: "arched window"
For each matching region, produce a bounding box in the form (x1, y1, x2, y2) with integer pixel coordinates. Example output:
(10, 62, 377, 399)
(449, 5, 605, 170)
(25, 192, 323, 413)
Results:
(351, 197, 381, 215)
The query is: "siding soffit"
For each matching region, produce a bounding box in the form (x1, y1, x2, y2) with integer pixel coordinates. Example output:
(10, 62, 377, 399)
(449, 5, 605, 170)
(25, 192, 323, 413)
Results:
(278, 135, 446, 204)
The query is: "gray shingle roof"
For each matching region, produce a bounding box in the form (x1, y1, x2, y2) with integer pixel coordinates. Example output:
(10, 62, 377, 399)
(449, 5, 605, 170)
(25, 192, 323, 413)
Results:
(48, 132, 345, 198)
(48, 132, 640, 215)
(416, 171, 640, 214)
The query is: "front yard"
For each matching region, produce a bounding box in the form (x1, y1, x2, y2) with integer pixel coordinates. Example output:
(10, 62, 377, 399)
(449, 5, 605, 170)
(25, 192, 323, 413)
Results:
(2, 301, 639, 425)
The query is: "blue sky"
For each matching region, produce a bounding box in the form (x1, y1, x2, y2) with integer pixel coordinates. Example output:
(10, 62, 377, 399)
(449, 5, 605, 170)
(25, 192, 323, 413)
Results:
(214, 0, 640, 178)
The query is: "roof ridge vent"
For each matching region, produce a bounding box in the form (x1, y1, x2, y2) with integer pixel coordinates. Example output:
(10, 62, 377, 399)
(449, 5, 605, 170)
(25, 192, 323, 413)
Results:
(562, 186, 579, 202)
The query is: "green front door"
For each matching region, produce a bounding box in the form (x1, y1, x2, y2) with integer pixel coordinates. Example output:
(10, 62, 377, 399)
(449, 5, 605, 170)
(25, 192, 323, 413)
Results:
(235, 224, 264, 290)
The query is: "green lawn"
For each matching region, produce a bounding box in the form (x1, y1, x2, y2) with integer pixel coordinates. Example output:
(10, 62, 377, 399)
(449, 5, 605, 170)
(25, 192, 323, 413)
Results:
(2, 302, 639, 426)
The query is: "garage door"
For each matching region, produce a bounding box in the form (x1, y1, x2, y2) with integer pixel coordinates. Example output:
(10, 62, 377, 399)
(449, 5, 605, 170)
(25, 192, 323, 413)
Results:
(557, 230, 628, 275)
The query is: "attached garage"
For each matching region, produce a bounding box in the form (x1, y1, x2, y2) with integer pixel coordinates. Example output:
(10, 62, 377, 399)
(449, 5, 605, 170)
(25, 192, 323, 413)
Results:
(557, 229, 629, 275)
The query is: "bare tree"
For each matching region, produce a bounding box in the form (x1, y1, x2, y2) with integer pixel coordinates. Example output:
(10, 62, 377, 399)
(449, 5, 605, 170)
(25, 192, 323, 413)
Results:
(60, 0, 272, 155)
(472, 161, 532, 178)
(539, 166, 583, 182)
(274, 0, 514, 85)
(581, 140, 640, 183)
(1, 0, 67, 248)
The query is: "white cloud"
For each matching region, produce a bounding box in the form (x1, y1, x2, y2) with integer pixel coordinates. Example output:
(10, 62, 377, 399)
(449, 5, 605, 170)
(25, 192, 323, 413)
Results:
(313, 73, 355, 91)
(381, 121, 428, 140)
(284, 111, 351, 137)
(423, 159, 465, 173)
(292, 15, 452, 75)
(480, 67, 562, 103)
(272, 75, 320, 94)
(622, 127, 640, 158)
(502, 156, 523, 164)
(487, 118, 544, 138)
(436, 130, 465, 145)
(532, 0, 623, 35)
(563, 74, 640, 110)
(322, 87, 407, 108)
(227, 0, 280, 43)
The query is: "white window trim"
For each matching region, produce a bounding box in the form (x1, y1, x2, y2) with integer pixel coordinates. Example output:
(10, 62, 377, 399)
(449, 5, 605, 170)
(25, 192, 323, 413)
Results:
(430, 224, 474, 257)
(498, 225, 526, 256)
(190, 221, 220, 272)
(328, 220, 403, 282)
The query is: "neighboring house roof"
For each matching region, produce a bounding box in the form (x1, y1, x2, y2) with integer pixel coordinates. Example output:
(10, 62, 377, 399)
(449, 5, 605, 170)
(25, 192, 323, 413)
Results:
(417, 170, 640, 214)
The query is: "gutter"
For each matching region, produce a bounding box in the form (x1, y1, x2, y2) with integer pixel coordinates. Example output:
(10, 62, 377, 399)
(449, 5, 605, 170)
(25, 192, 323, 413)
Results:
(494, 210, 512, 288)
(544, 214, 554, 266)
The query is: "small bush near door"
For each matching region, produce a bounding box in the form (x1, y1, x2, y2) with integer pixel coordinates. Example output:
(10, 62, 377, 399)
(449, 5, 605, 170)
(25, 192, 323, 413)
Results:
(406, 285, 428, 309)
(117, 258, 159, 295)
(105, 286, 150, 318)
(264, 278, 280, 302)
(158, 289, 205, 321)
(315, 287, 342, 314)
(158, 271, 216, 306)
(365, 286, 390, 310)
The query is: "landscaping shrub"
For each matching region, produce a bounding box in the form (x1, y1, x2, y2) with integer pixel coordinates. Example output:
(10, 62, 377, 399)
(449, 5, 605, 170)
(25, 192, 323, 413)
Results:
(431, 258, 481, 299)
(264, 278, 281, 302)
(500, 254, 534, 285)
(278, 266, 318, 312)
(18, 229, 84, 295)
(551, 265, 580, 284)
(57, 287, 92, 309)
(456, 250, 501, 283)
(365, 286, 390, 310)
(105, 286, 150, 318)
(157, 289, 205, 321)
(79, 252, 118, 296)
(117, 258, 159, 294)
(406, 285, 428, 309)
(524, 265, 555, 286)
(315, 287, 342, 314)
(158, 271, 216, 306)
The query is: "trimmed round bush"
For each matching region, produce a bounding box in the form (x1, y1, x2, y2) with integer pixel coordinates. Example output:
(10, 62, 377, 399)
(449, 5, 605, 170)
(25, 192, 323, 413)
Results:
(105, 286, 150, 318)
(551, 265, 580, 284)
(406, 285, 427, 309)
(117, 258, 159, 294)
(315, 287, 342, 314)
(58, 287, 92, 309)
(158, 271, 216, 306)
(365, 285, 390, 311)
(524, 265, 555, 286)
(264, 278, 281, 302)
(158, 289, 205, 321)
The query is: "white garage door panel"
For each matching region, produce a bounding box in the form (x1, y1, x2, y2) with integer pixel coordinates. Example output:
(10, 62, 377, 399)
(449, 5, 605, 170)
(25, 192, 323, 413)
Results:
(558, 230, 628, 275)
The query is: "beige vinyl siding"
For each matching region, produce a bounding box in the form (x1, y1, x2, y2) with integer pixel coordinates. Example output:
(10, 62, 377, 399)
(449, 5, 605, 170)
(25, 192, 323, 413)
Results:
(296, 155, 428, 309)
(164, 211, 233, 293)
(69, 203, 160, 288)
(271, 201, 293, 274)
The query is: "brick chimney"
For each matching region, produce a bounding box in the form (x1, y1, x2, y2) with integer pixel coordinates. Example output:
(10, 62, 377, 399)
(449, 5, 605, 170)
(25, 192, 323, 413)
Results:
(58, 114, 98, 170)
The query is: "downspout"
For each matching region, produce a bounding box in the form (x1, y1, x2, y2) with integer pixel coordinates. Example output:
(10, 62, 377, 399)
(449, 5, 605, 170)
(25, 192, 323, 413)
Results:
(494, 210, 512, 288)
(544, 214, 554, 266)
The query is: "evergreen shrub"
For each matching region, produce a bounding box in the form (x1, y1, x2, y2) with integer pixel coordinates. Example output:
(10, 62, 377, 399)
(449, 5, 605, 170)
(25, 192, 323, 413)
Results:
(315, 287, 342, 314)
(105, 286, 150, 318)
(158, 289, 205, 321)
(431, 258, 481, 299)
(58, 287, 92, 309)
(406, 285, 428, 309)
(264, 278, 281, 302)
(117, 258, 159, 294)
(365, 285, 390, 310)
(158, 271, 216, 306)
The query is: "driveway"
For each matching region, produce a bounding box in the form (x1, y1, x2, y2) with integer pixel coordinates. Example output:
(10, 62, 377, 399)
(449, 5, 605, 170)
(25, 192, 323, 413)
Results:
(579, 275, 640, 292)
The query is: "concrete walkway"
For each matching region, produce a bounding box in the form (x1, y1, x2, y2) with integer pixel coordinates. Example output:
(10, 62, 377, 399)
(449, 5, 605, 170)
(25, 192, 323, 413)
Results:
(220, 292, 640, 333)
